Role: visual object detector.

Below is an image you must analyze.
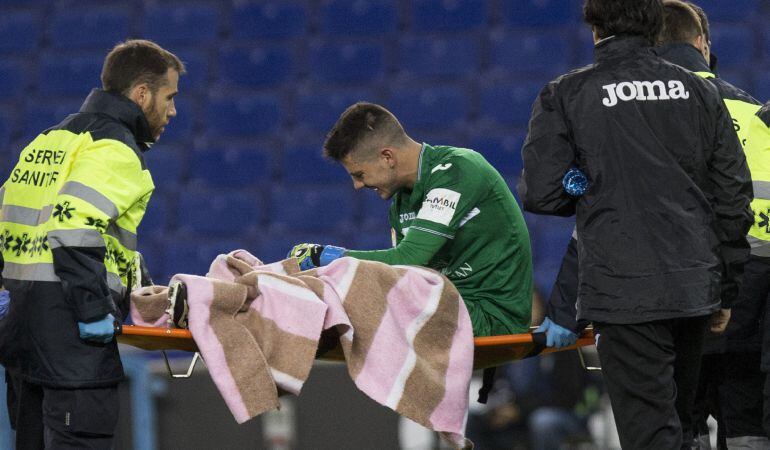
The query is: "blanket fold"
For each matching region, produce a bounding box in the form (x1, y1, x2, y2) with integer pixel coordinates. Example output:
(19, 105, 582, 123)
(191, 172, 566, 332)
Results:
(130, 249, 474, 449)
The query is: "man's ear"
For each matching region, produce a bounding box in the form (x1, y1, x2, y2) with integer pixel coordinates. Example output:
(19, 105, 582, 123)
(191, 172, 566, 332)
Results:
(694, 34, 709, 60)
(128, 83, 152, 110)
(380, 148, 396, 166)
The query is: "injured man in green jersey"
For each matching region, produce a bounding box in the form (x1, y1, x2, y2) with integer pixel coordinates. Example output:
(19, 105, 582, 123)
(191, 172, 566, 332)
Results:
(288, 102, 533, 337)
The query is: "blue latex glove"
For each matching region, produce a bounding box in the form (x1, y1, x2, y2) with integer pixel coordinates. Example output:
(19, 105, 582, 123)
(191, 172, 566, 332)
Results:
(287, 243, 347, 270)
(0, 290, 9, 320)
(535, 316, 578, 348)
(563, 168, 588, 197)
(78, 313, 116, 344)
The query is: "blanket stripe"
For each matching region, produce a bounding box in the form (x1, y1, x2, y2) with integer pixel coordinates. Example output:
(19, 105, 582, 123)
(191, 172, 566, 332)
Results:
(130, 250, 474, 448)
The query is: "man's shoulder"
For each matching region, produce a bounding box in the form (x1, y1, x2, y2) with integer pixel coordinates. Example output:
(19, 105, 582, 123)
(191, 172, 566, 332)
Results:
(49, 112, 145, 164)
(425, 146, 493, 183)
(53, 112, 140, 151)
(710, 77, 760, 106)
(757, 102, 770, 127)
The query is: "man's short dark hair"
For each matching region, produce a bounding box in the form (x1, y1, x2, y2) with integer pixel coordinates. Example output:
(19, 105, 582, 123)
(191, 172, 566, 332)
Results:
(659, 1, 703, 45)
(584, 0, 664, 45)
(323, 102, 408, 161)
(101, 39, 185, 95)
(686, 1, 710, 43)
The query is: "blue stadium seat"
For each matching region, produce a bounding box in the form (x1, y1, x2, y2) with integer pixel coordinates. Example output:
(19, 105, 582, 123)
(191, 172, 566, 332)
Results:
(50, 7, 130, 50)
(38, 52, 103, 97)
(478, 80, 544, 128)
(157, 97, 194, 144)
(294, 87, 377, 132)
(697, 0, 760, 22)
(0, 10, 40, 54)
(503, 0, 579, 26)
(218, 44, 296, 88)
(573, 27, 596, 67)
(0, 59, 27, 100)
(0, 108, 12, 150)
(529, 215, 575, 296)
(359, 188, 391, 230)
(231, 1, 308, 39)
(308, 40, 385, 84)
(754, 72, 770, 104)
(142, 3, 220, 45)
(397, 35, 479, 79)
(385, 84, 469, 130)
(411, 0, 486, 32)
(321, 0, 397, 35)
(709, 24, 753, 69)
(176, 188, 265, 236)
(762, 28, 770, 66)
(144, 144, 185, 193)
(188, 144, 273, 188)
(468, 132, 526, 178)
(163, 237, 256, 280)
(256, 228, 353, 264)
(281, 141, 348, 184)
(716, 68, 751, 95)
(175, 48, 209, 93)
(204, 93, 282, 138)
(136, 236, 166, 283)
(21, 98, 83, 143)
(489, 30, 569, 77)
(269, 184, 354, 232)
(137, 192, 169, 239)
(352, 226, 392, 251)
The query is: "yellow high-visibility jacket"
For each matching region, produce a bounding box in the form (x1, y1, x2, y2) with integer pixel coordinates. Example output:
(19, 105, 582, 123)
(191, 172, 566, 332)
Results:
(0, 89, 155, 387)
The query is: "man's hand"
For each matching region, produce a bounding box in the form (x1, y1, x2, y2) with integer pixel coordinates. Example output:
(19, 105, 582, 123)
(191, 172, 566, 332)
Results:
(709, 308, 731, 334)
(288, 243, 346, 270)
(535, 316, 578, 348)
(78, 313, 116, 343)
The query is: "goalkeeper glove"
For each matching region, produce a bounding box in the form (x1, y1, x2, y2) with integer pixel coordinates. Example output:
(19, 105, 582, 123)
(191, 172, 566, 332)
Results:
(288, 243, 347, 270)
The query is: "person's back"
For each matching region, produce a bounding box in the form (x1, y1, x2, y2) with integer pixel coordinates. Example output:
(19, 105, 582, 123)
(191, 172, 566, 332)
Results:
(523, 35, 750, 322)
(388, 144, 533, 335)
(518, 1, 752, 448)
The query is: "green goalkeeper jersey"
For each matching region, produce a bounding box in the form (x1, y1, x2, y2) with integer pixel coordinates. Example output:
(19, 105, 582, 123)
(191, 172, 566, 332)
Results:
(347, 144, 533, 336)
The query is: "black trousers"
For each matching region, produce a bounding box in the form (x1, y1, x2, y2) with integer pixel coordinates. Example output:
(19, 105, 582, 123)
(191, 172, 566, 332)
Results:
(594, 316, 709, 450)
(693, 352, 767, 447)
(6, 372, 119, 450)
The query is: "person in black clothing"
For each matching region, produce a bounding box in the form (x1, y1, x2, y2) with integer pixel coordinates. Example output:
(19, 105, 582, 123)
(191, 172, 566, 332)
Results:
(518, 0, 754, 448)
(654, 2, 768, 448)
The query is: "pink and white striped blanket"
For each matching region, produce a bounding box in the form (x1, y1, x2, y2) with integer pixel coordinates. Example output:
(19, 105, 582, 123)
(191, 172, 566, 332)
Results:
(130, 250, 474, 449)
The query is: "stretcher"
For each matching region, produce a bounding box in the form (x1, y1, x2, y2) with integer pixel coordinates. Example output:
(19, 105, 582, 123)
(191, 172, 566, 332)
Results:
(116, 324, 597, 376)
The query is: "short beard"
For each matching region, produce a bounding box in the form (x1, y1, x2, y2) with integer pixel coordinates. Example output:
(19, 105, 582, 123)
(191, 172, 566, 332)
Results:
(143, 99, 163, 140)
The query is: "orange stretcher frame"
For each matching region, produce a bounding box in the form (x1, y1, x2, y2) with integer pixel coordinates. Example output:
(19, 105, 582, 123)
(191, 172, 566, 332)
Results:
(117, 325, 595, 371)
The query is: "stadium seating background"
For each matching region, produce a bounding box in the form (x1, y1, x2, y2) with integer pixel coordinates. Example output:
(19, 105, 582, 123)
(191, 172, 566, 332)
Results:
(1, 0, 768, 298)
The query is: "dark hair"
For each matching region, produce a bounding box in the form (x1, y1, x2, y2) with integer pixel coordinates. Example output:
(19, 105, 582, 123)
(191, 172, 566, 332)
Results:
(323, 102, 408, 161)
(659, 1, 703, 45)
(101, 39, 185, 95)
(685, 1, 710, 43)
(584, 0, 664, 45)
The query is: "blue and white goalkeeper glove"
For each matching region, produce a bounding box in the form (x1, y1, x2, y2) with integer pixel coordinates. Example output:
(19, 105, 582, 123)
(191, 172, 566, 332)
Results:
(288, 243, 347, 270)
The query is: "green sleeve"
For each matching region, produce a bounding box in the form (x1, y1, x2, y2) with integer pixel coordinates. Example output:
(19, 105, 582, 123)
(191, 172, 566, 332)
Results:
(346, 228, 447, 266)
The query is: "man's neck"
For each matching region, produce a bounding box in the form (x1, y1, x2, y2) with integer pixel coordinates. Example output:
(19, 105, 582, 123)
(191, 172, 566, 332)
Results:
(401, 139, 424, 190)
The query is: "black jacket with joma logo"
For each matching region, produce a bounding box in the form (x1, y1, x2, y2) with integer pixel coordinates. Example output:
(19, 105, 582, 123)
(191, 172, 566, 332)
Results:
(518, 35, 753, 324)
